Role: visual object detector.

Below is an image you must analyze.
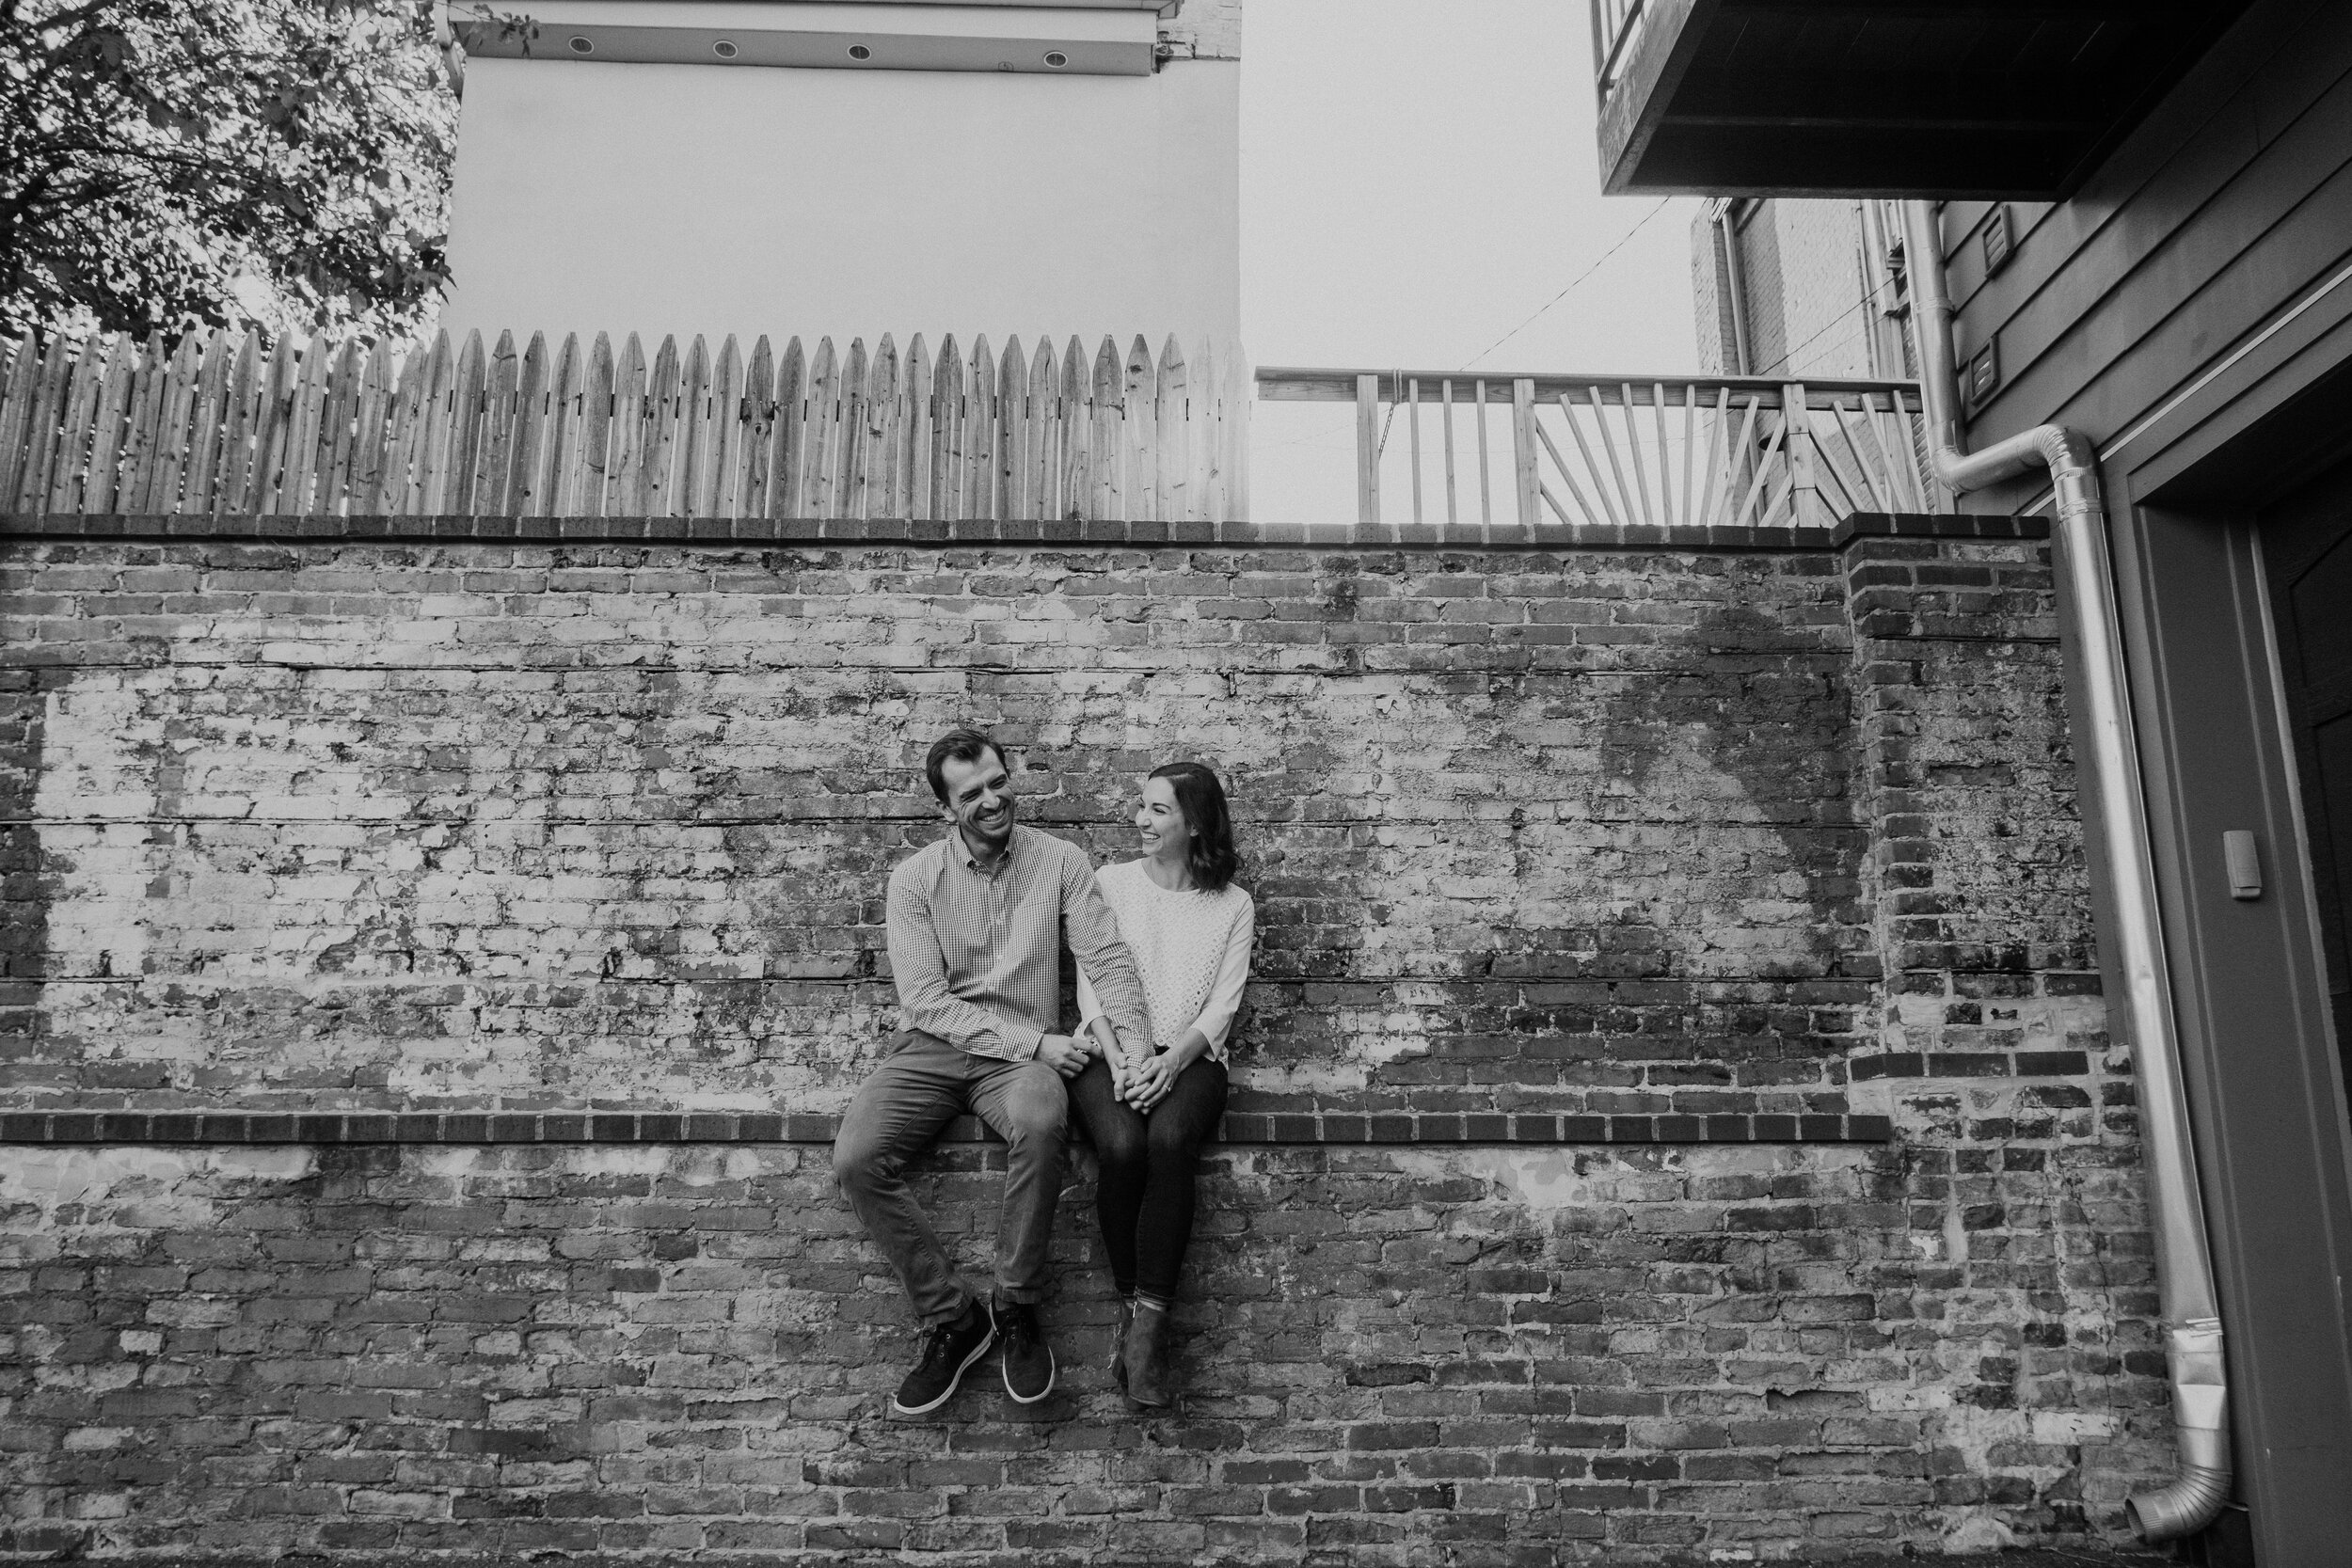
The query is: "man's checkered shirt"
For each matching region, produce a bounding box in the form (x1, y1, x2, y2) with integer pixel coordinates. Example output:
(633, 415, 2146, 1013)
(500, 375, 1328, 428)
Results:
(885, 823, 1152, 1060)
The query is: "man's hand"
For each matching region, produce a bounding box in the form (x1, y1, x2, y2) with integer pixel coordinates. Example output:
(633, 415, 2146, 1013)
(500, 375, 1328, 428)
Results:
(1036, 1034, 1089, 1078)
(1079, 1018, 1133, 1098)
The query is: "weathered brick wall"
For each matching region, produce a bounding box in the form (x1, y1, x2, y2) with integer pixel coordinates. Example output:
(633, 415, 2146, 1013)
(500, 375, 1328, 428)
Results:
(1834, 534, 2158, 1551)
(0, 517, 2170, 1562)
(4, 1136, 2130, 1564)
(0, 537, 1874, 1121)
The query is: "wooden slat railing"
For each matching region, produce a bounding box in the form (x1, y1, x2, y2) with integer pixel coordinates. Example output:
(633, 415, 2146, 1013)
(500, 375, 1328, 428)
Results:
(1255, 369, 1939, 531)
(0, 327, 1250, 523)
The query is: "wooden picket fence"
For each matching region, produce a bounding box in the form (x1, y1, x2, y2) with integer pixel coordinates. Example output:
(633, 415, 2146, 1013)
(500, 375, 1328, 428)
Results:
(0, 326, 1250, 522)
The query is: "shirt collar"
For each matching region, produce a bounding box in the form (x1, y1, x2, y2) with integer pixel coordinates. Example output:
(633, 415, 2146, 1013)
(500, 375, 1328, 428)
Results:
(952, 822, 1017, 873)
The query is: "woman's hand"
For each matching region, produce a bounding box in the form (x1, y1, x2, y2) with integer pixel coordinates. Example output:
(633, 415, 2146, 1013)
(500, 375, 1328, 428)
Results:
(1079, 1017, 1115, 1058)
(1126, 1051, 1175, 1111)
(1082, 1018, 1136, 1101)
(1126, 1037, 1205, 1113)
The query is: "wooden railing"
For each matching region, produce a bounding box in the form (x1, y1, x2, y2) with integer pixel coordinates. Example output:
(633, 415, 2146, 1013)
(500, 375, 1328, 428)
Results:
(0, 327, 1249, 523)
(1254, 369, 1937, 531)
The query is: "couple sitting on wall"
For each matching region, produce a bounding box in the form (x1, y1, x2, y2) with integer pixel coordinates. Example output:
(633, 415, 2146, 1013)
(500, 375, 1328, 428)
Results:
(832, 728, 1255, 1415)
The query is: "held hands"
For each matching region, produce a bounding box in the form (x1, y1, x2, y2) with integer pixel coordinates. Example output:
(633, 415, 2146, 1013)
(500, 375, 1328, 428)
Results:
(1124, 1048, 1183, 1113)
(1081, 1017, 1160, 1110)
(1079, 1018, 1190, 1111)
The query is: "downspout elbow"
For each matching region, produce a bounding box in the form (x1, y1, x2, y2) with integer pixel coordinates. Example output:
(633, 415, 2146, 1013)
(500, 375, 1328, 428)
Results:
(2032, 423, 2105, 532)
(1899, 198, 2233, 1545)
(2128, 1320, 2233, 1542)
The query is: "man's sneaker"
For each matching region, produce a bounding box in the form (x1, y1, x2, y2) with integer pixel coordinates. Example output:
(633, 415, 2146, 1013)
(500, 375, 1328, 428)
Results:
(996, 1297, 1056, 1403)
(891, 1298, 995, 1416)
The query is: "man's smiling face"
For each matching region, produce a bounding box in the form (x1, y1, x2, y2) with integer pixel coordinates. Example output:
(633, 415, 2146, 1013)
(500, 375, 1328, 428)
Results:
(938, 747, 1016, 852)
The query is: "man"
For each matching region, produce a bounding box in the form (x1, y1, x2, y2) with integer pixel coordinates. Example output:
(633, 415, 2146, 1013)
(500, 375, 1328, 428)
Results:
(834, 727, 1153, 1413)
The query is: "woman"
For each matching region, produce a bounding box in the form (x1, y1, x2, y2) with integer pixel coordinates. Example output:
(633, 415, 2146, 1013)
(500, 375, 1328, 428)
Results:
(1071, 761, 1254, 1408)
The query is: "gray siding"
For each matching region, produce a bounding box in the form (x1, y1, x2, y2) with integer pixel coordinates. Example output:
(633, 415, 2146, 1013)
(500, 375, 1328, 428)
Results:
(1945, 0, 2352, 510)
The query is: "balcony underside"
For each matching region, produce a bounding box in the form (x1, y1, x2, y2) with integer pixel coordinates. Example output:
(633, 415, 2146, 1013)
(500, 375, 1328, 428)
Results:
(1598, 0, 2253, 198)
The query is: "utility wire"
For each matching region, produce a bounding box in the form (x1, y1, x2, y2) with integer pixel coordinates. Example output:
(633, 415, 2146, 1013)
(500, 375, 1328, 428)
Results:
(1367, 198, 1675, 462)
(1750, 273, 1903, 378)
(1465, 198, 1676, 369)
(1304, 282, 1899, 459)
(1272, 210, 1904, 462)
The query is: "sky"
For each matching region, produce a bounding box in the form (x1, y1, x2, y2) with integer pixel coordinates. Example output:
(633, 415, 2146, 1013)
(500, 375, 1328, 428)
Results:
(1241, 0, 1702, 371)
(1239, 0, 1705, 517)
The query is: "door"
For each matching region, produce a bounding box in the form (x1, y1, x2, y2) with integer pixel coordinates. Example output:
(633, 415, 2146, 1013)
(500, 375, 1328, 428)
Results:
(2110, 483, 2352, 1566)
(2263, 457, 2352, 1129)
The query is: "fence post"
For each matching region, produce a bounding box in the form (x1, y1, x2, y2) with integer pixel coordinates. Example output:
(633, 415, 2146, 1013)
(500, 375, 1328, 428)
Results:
(1511, 379, 1538, 531)
(1783, 382, 1816, 527)
(1355, 372, 1380, 529)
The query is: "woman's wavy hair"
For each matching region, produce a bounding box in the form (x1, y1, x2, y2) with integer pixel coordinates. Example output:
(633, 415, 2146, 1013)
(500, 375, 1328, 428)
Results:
(1150, 761, 1241, 893)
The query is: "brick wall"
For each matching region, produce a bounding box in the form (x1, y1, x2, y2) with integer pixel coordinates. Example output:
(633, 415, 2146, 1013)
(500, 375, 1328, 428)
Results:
(1694, 202, 1899, 384)
(1, 532, 1876, 1122)
(0, 515, 2171, 1562)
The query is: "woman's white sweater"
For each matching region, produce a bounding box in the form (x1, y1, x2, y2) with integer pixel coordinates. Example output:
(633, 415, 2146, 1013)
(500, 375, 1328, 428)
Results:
(1075, 859, 1254, 1064)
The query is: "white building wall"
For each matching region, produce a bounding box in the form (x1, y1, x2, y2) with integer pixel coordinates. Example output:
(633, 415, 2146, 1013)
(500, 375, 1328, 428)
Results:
(440, 9, 1239, 348)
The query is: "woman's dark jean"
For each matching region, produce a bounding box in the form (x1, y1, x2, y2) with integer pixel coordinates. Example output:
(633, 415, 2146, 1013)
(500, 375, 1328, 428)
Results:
(1066, 1054, 1229, 1300)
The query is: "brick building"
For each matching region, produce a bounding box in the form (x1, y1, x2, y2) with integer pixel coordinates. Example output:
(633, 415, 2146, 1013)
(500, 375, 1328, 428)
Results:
(4, 0, 2346, 1563)
(0, 514, 2143, 1564)
(1690, 200, 1912, 385)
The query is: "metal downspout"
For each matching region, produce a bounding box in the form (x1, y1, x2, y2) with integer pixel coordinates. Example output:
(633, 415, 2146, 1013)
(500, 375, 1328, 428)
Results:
(1715, 202, 1754, 376)
(1898, 200, 2232, 1544)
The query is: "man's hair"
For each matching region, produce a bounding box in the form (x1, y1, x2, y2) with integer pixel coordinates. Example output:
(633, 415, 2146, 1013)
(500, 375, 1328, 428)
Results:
(926, 728, 1007, 803)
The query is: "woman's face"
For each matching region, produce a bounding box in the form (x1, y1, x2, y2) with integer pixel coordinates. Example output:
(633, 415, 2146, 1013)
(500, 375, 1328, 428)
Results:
(1135, 775, 1193, 863)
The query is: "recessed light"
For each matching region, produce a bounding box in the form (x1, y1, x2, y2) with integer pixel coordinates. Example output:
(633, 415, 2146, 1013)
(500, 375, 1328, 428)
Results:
(567, 34, 593, 54)
(712, 39, 738, 57)
(848, 42, 871, 60)
(1042, 50, 1068, 68)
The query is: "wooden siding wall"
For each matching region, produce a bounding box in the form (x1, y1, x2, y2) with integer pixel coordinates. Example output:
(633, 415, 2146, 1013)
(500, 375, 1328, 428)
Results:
(1926, 7, 2352, 1560)
(1939, 0, 2352, 508)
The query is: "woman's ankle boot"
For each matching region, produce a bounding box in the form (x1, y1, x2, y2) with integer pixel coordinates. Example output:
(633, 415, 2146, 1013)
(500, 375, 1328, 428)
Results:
(1122, 1301, 1173, 1408)
(1111, 1297, 1134, 1385)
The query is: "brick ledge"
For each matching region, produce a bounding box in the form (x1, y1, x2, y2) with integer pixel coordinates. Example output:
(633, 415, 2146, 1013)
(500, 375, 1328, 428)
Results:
(0, 511, 2044, 553)
(0, 1109, 1893, 1147)
(1851, 1049, 2091, 1081)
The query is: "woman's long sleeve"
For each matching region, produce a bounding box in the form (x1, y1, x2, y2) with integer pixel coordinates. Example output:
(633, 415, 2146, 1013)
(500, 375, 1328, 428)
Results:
(1189, 898, 1255, 1057)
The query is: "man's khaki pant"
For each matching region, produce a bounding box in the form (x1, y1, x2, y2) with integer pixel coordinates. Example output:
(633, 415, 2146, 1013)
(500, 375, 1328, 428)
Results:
(832, 1030, 1071, 1326)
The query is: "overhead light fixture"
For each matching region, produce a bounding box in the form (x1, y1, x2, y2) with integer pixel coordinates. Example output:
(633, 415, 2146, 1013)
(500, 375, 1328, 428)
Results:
(712, 39, 738, 58)
(848, 43, 871, 60)
(567, 34, 593, 53)
(1043, 51, 1068, 68)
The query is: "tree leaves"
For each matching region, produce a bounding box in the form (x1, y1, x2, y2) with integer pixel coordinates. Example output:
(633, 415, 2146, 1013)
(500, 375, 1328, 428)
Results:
(1, 0, 456, 341)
